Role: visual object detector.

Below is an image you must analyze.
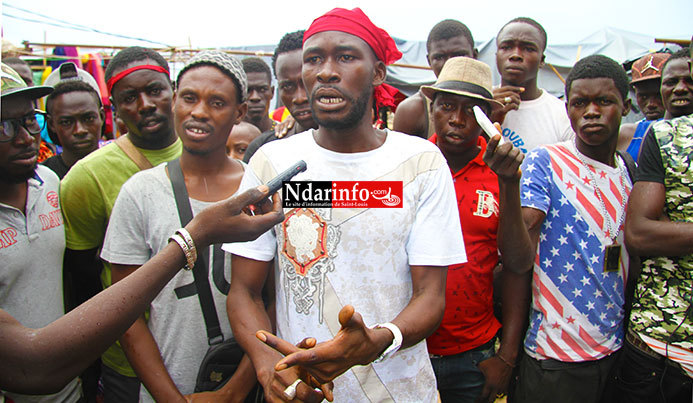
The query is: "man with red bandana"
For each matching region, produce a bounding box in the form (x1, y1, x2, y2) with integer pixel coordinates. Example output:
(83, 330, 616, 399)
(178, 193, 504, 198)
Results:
(60, 46, 182, 402)
(225, 7, 466, 402)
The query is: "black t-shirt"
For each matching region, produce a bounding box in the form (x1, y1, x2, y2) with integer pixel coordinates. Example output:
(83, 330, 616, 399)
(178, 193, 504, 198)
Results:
(635, 127, 664, 184)
(41, 154, 70, 179)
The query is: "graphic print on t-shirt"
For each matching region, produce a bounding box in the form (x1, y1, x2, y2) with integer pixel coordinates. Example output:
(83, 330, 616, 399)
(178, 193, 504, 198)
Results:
(280, 207, 340, 322)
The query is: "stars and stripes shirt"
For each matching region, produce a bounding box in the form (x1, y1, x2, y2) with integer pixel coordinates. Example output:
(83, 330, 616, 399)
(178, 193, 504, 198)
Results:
(520, 141, 632, 362)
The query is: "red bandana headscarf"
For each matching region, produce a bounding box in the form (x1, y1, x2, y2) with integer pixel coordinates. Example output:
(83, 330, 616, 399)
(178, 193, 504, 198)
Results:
(303, 7, 403, 112)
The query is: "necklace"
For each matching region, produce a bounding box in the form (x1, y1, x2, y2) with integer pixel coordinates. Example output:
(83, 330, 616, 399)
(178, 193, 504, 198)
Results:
(573, 145, 628, 272)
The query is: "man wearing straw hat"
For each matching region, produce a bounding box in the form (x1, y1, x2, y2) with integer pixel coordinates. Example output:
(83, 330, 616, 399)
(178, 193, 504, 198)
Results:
(420, 56, 526, 402)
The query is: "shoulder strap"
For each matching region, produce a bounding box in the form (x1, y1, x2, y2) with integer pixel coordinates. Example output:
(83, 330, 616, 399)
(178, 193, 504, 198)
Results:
(616, 150, 637, 184)
(167, 158, 224, 344)
(115, 135, 153, 171)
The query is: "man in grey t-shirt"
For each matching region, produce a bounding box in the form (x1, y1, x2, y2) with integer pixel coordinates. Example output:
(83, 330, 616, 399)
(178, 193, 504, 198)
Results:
(0, 64, 82, 402)
(101, 51, 257, 401)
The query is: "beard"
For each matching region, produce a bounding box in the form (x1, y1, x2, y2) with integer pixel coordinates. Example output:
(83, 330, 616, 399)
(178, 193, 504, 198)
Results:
(311, 82, 373, 130)
(182, 144, 212, 156)
(0, 164, 37, 184)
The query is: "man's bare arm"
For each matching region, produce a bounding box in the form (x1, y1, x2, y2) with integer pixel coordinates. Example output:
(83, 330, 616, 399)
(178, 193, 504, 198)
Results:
(625, 181, 693, 256)
(0, 186, 283, 395)
(483, 134, 542, 273)
(477, 268, 531, 403)
(393, 94, 427, 138)
(0, 242, 190, 394)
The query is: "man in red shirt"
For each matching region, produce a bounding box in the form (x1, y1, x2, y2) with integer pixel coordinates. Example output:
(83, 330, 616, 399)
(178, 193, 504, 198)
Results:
(423, 56, 526, 402)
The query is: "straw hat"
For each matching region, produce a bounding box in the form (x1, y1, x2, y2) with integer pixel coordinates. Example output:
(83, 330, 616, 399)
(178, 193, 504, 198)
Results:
(421, 56, 503, 110)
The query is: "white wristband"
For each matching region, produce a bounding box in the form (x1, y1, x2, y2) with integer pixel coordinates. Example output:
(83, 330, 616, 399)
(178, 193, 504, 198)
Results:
(371, 322, 403, 363)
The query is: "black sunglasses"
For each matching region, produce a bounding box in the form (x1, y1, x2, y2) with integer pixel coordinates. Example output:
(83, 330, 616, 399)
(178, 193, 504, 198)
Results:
(0, 110, 48, 143)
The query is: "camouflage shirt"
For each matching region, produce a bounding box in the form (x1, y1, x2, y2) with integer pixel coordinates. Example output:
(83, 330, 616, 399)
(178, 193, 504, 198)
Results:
(629, 113, 693, 350)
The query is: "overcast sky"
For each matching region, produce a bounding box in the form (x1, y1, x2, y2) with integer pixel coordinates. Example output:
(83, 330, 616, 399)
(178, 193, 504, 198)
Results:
(2, 0, 691, 50)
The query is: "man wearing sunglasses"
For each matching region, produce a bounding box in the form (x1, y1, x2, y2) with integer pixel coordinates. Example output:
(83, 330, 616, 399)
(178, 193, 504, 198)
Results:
(0, 63, 82, 401)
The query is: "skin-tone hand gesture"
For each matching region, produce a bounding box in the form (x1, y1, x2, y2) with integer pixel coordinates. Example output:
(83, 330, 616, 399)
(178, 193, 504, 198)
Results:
(475, 355, 514, 403)
(256, 305, 391, 388)
(0, 186, 284, 395)
(275, 116, 296, 139)
(491, 86, 524, 124)
(256, 338, 333, 403)
(483, 123, 524, 182)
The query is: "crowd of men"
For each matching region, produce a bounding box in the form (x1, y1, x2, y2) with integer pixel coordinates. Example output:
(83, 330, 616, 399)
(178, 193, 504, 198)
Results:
(1, 7, 692, 403)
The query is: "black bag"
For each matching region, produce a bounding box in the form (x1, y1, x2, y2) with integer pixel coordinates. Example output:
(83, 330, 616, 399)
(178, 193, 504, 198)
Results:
(168, 159, 258, 398)
(616, 150, 637, 183)
(194, 338, 245, 392)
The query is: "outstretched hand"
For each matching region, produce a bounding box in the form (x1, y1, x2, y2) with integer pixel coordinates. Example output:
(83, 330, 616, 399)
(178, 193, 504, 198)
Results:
(186, 185, 284, 248)
(256, 305, 391, 386)
(483, 125, 524, 182)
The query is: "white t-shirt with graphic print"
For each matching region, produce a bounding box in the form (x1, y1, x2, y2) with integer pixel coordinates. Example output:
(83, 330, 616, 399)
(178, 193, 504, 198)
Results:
(224, 129, 467, 403)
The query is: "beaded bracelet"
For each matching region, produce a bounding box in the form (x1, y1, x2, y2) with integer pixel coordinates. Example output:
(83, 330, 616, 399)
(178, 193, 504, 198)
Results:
(168, 233, 195, 271)
(175, 228, 197, 264)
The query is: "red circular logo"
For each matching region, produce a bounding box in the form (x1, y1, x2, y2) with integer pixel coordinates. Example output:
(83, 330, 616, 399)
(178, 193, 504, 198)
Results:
(47, 191, 59, 208)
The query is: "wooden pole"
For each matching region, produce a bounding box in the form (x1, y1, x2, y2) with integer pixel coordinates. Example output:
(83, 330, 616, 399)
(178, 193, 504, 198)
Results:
(22, 41, 433, 70)
(654, 38, 691, 46)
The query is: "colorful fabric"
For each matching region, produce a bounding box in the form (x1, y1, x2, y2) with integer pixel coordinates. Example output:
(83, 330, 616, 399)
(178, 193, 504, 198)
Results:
(38, 140, 54, 163)
(520, 142, 632, 362)
(426, 134, 501, 355)
(270, 106, 291, 122)
(629, 113, 693, 374)
(50, 46, 82, 71)
(82, 53, 113, 136)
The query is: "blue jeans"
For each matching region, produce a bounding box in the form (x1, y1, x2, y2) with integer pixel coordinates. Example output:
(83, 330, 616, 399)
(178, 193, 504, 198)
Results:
(430, 338, 496, 403)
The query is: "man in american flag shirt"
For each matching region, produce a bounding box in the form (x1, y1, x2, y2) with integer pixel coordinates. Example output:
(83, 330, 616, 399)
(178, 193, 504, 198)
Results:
(483, 54, 635, 403)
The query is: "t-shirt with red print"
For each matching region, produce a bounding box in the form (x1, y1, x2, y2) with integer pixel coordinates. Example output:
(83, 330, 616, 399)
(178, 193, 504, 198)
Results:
(426, 134, 501, 355)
